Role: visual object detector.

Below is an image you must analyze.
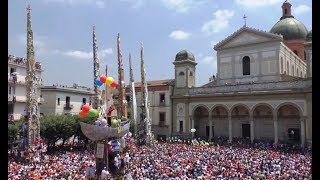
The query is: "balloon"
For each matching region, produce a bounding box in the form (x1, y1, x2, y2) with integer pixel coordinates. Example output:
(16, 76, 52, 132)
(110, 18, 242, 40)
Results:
(82, 104, 91, 113)
(111, 119, 119, 128)
(106, 77, 114, 85)
(95, 79, 103, 87)
(110, 81, 118, 88)
(100, 75, 107, 83)
(87, 109, 98, 118)
(79, 111, 87, 118)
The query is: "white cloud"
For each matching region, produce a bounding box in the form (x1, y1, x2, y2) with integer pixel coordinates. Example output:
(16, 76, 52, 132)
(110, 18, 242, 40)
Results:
(63, 50, 92, 59)
(43, 0, 105, 8)
(100, 48, 113, 57)
(169, 30, 191, 40)
(201, 10, 234, 35)
(161, 0, 204, 13)
(95, 1, 105, 8)
(293, 5, 311, 15)
(235, 0, 282, 8)
(201, 56, 214, 64)
(58, 48, 113, 59)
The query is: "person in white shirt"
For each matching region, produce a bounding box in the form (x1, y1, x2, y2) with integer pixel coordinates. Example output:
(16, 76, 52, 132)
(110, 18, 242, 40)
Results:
(124, 152, 130, 169)
(100, 167, 109, 180)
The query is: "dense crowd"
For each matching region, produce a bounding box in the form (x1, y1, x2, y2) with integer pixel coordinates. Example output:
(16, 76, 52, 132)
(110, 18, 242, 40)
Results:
(8, 137, 312, 179)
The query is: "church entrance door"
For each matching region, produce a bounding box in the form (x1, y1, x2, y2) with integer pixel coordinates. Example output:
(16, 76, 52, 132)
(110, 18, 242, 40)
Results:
(242, 124, 250, 138)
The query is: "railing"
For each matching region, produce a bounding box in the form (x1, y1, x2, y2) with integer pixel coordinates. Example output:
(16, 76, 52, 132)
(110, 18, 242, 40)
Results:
(159, 100, 166, 106)
(159, 121, 166, 127)
(64, 103, 74, 109)
(8, 55, 42, 70)
(189, 80, 312, 95)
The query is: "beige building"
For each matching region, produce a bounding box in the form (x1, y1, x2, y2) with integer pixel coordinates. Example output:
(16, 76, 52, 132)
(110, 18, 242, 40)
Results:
(170, 1, 312, 147)
(8, 54, 43, 121)
(40, 85, 95, 115)
(126, 80, 173, 138)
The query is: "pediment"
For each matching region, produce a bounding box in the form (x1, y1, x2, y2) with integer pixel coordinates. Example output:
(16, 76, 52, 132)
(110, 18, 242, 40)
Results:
(214, 27, 283, 50)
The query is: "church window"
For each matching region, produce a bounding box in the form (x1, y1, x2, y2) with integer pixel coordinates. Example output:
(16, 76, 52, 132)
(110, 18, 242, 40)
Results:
(242, 56, 250, 75)
(293, 50, 298, 56)
(189, 71, 193, 76)
(179, 121, 183, 132)
(178, 71, 185, 76)
(284, 8, 287, 14)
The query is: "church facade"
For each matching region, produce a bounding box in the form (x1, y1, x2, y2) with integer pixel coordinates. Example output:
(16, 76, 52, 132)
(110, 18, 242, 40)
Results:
(170, 1, 312, 147)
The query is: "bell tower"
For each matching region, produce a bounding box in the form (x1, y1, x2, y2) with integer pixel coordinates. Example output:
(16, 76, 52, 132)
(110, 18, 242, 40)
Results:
(173, 50, 197, 89)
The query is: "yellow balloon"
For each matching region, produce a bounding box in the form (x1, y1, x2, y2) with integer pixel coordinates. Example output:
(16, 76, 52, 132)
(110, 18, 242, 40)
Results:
(106, 76, 114, 85)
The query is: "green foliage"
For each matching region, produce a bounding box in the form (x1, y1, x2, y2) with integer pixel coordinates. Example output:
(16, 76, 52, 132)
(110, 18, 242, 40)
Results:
(8, 124, 19, 144)
(40, 114, 96, 147)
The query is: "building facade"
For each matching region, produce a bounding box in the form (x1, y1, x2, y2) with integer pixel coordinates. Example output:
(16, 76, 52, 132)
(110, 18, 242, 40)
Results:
(40, 85, 95, 115)
(170, 1, 312, 147)
(8, 55, 43, 121)
(126, 80, 173, 139)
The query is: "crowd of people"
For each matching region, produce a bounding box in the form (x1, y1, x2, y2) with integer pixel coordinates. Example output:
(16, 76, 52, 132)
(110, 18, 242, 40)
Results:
(126, 138, 312, 179)
(8, 137, 312, 179)
(8, 54, 42, 70)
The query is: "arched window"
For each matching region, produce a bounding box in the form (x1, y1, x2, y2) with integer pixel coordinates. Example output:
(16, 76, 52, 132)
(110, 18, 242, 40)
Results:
(285, 9, 287, 14)
(293, 50, 298, 56)
(189, 71, 193, 76)
(292, 65, 294, 76)
(242, 56, 250, 75)
(287, 62, 289, 74)
(300, 71, 302, 77)
(178, 71, 185, 76)
(296, 68, 299, 77)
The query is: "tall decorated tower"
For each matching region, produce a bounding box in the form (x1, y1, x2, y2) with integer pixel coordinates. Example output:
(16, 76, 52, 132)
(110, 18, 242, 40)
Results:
(25, 4, 41, 146)
(92, 25, 101, 109)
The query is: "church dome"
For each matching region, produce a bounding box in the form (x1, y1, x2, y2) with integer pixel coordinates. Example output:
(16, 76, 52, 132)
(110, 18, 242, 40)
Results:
(306, 30, 312, 41)
(270, 1, 308, 40)
(175, 50, 195, 61)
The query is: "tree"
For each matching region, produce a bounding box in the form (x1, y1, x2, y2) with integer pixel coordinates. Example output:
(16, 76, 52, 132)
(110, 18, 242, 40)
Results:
(8, 124, 19, 145)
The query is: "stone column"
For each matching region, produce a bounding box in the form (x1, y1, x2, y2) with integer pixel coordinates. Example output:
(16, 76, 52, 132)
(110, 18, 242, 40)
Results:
(228, 115, 232, 142)
(300, 117, 306, 148)
(250, 115, 254, 143)
(209, 120, 213, 141)
(274, 116, 278, 144)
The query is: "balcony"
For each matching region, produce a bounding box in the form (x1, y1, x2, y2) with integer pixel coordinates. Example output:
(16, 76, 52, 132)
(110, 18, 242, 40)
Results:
(64, 103, 74, 110)
(159, 100, 166, 106)
(158, 121, 167, 127)
(8, 95, 26, 103)
(8, 95, 16, 103)
(188, 79, 312, 95)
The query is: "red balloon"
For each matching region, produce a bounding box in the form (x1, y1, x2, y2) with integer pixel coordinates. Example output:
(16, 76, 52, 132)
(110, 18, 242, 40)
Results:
(110, 81, 118, 88)
(82, 104, 91, 113)
(100, 75, 107, 83)
(79, 111, 88, 118)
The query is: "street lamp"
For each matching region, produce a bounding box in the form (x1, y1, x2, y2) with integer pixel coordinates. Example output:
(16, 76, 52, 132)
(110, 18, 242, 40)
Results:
(190, 128, 196, 140)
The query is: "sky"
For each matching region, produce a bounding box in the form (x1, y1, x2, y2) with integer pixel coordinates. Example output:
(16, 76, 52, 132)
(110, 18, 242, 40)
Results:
(8, 0, 312, 88)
